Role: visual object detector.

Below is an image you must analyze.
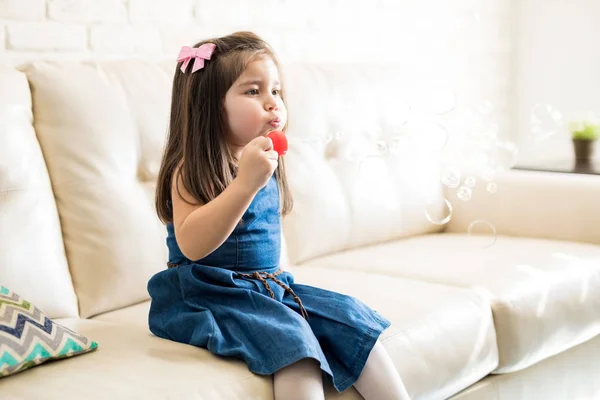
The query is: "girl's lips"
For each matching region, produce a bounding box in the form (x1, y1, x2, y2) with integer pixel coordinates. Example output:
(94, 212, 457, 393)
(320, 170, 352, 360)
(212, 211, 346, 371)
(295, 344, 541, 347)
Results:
(268, 120, 280, 128)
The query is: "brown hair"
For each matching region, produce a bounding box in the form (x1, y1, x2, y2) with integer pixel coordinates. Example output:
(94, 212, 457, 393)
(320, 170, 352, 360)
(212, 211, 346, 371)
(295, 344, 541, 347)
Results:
(155, 31, 293, 224)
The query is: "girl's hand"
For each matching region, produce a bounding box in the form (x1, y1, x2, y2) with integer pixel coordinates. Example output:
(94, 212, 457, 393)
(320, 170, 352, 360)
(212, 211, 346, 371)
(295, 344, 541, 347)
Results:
(237, 136, 278, 192)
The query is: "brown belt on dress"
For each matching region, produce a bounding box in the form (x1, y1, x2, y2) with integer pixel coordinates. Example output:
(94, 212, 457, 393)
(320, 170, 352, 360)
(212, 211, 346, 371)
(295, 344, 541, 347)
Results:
(237, 268, 309, 320)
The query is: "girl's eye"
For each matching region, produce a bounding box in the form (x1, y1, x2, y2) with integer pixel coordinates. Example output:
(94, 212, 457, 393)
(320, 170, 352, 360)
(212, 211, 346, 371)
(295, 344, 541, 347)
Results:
(272, 89, 281, 96)
(247, 89, 259, 95)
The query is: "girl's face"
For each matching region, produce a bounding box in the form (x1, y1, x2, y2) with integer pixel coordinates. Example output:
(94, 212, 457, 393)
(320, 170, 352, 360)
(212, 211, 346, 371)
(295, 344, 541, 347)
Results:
(224, 58, 287, 157)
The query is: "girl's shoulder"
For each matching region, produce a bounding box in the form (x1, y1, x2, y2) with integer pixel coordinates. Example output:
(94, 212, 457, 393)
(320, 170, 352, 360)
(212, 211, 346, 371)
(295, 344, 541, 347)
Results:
(171, 161, 205, 230)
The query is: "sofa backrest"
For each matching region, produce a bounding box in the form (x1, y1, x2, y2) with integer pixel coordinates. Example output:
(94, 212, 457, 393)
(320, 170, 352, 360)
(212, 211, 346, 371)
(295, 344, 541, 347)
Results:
(281, 64, 444, 263)
(19, 61, 174, 319)
(0, 67, 78, 319)
(0, 61, 444, 318)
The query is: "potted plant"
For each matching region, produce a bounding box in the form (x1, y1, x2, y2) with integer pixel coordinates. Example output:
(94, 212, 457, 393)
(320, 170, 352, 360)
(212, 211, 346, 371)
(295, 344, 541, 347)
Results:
(569, 120, 600, 171)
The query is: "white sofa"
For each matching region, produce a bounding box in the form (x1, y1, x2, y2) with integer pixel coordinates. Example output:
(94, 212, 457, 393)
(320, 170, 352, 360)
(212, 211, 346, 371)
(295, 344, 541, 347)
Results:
(1, 60, 599, 400)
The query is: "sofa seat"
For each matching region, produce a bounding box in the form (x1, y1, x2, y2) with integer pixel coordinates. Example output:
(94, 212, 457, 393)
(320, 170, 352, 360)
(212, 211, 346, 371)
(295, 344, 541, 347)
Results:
(450, 334, 600, 400)
(0, 318, 274, 400)
(89, 267, 498, 400)
(302, 233, 600, 374)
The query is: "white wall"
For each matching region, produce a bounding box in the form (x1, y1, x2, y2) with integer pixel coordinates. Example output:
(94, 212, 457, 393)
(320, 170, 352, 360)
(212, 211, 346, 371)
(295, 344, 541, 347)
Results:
(0, 0, 513, 160)
(512, 0, 600, 163)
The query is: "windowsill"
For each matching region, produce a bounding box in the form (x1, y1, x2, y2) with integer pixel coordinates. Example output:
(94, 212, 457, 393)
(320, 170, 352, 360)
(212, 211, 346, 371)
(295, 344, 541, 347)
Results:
(513, 159, 600, 175)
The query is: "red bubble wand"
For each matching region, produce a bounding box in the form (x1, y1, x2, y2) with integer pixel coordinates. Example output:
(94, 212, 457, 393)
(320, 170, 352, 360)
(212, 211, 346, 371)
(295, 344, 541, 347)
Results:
(266, 130, 288, 156)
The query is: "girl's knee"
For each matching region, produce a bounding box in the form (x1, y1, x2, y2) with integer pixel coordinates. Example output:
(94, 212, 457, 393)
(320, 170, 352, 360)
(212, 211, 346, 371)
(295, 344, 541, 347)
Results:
(274, 358, 324, 400)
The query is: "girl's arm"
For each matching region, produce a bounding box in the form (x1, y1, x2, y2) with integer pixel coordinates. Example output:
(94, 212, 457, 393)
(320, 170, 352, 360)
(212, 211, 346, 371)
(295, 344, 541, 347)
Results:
(173, 136, 277, 261)
(172, 170, 258, 261)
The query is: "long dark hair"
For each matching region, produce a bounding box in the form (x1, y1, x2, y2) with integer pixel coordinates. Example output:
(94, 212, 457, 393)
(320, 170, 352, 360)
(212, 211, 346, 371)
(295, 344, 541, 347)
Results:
(155, 31, 293, 223)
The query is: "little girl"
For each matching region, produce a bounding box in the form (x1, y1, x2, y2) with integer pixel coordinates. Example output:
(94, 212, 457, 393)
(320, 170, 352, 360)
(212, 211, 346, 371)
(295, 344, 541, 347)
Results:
(148, 31, 412, 400)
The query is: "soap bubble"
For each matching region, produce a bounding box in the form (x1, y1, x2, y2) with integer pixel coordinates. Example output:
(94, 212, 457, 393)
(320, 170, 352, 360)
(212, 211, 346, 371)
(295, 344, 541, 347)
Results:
(387, 136, 402, 155)
(464, 176, 477, 188)
(404, 119, 450, 153)
(487, 140, 518, 171)
(468, 219, 497, 248)
(477, 100, 494, 116)
(479, 167, 496, 182)
(531, 104, 562, 140)
(441, 167, 461, 188)
(375, 140, 387, 153)
(457, 186, 472, 201)
(486, 182, 498, 194)
(424, 198, 453, 225)
(334, 131, 347, 141)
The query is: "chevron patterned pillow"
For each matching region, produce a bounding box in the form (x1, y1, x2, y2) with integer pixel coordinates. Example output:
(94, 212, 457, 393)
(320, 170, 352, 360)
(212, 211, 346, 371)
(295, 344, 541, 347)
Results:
(0, 285, 98, 378)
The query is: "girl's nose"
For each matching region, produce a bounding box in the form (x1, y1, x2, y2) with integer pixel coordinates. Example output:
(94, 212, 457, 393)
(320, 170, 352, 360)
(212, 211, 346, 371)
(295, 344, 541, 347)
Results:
(265, 94, 279, 111)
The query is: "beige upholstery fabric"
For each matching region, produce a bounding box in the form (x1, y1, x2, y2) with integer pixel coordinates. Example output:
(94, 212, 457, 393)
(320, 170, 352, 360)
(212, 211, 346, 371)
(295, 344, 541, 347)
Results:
(450, 334, 600, 400)
(0, 318, 275, 400)
(2, 59, 598, 399)
(280, 64, 445, 264)
(0, 67, 78, 318)
(446, 169, 600, 246)
(303, 233, 600, 373)
(21, 62, 174, 318)
(93, 267, 498, 400)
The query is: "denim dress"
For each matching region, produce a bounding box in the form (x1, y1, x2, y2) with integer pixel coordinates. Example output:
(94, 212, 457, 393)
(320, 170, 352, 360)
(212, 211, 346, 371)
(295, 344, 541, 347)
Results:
(147, 175, 391, 392)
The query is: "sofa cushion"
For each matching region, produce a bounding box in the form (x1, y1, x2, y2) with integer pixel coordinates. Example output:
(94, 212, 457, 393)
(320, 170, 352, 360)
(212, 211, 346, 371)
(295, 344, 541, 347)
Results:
(93, 267, 498, 400)
(279, 64, 445, 264)
(446, 169, 600, 246)
(90, 300, 149, 329)
(0, 318, 276, 400)
(20, 61, 175, 318)
(302, 233, 600, 373)
(449, 334, 600, 400)
(0, 285, 97, 378)
(0, 67, 78, 319)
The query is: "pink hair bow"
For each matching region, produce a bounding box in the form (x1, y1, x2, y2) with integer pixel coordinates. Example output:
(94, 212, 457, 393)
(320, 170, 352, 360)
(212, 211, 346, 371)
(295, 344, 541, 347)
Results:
(177, 43, 216, 73)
